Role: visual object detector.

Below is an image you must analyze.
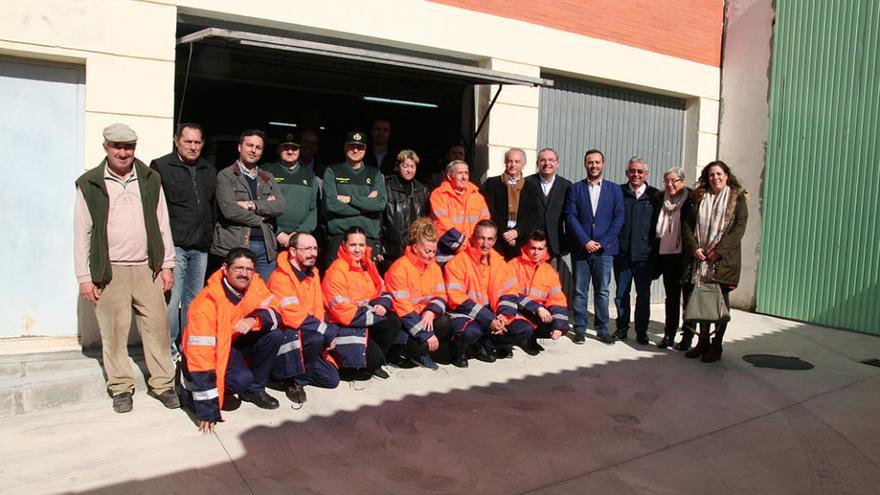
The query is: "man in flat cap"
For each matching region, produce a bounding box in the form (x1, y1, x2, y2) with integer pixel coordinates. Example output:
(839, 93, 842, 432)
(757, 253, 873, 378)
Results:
(322, 131, 387, 262)
(74, 123, 179, 413)
(263, 132, 319, 248)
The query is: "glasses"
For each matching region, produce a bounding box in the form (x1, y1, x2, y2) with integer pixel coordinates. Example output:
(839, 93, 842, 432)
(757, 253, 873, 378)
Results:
(294, 246, 319, 253)
(663, 178, 683, 185)
(626, 169, 647, 175)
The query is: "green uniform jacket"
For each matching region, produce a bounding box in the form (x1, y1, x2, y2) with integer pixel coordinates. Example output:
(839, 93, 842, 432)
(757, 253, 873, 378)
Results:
(262, 161, 318, 234)
(322, 162, 387, 241)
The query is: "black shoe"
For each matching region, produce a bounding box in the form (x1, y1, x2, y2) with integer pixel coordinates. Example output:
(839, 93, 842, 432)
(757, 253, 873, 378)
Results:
(657, 336, 674, 349)
(674, 339, 692, 351)
(112, 392, 133, 413)
(239, 389, 280, 410)
(474, 345, 497, 363)
(286, 383, 307, 404)
(149, 389, 181, 409)
(372, 367, 390, 380)
(636, 334, 650, 345)
(521, 337, 544, 356)
(452, 354, 469, 368)
(573, 333, 586, 345)
(612, 330, 628, 341)
(597, 332, 615, 345)
(494, 345, 514, 359)
(221, 393, 241, 411)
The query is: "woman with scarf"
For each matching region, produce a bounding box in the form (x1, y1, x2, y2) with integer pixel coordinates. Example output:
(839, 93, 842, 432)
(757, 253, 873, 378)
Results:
(323, 226, 401, 379)
(654, 167, 692, 350)
(680, 161, 748, 362)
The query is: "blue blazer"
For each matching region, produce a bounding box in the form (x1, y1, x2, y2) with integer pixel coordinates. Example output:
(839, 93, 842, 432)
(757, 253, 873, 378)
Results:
(563, 179, 625, 256)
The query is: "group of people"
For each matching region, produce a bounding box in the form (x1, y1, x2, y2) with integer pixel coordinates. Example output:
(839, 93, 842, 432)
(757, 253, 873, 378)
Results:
(74, 120, 747, 433)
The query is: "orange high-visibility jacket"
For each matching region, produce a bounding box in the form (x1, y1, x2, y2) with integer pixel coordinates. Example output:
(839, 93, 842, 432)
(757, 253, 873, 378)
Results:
(183, 270, 280, 419)
(323, 244, 392, 327)
(444, 245, 519, 328)
(430, 179, 490, 263)
(508, 247, 569, 331)
(268, 250, 334, 338)
(384, 245, 447, 342)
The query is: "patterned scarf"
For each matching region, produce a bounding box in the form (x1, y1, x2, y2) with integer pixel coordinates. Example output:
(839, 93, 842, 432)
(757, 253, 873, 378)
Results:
(656, 188, 689, 250)
(692, 185, 730, 284)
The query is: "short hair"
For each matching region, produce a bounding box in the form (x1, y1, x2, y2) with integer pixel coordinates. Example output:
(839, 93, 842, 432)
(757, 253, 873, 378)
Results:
(396, 149, 420, 166)
(372, 118, 391, 129)
(504, 148, 526, 162)
(537, 148, 558, 160)
(409, 218, 438, 244)
(288, 232, 315, 250)
(446, 159, 468, 175)
(663, 167, 685, 182)
(239, 129, 266, 144)
(224, 247, 256, 267)
(473, 219, 497, 234)
(175, 122, 203, 140)
(526, 229, 548, 243)
(584, 149, 605, 162)
(343, 226, 367, 242)
(628, 155, 648, 171)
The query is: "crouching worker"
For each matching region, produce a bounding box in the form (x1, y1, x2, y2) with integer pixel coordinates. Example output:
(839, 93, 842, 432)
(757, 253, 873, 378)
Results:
(268, 232, 341, 403)
(509, 230, 570, 354)
(323, 227, 401, 380)
(444, 219, 532, 367)
(180, 248, 303, 434)
(385, 218, 451, 370)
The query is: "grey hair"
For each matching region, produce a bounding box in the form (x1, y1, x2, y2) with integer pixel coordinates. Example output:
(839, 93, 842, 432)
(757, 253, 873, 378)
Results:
(446, 159, 469, 174)
(504, 148, 526, 162)
(663, 167, 685, 181)
(628, 155, 648, 171)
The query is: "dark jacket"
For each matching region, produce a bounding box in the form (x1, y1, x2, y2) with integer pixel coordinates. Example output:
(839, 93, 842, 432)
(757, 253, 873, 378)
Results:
(323, 162, 387, 240)
(519, 173, 572, 257)
(617, 183, 661, 263)
(381, 175, 430, 262)
(681, 185, 748, 286)
(149, 152, 216, 251)
(480, 175, 534, 259)
(564, 179, 625, 256)
(364, 147, 398, 177)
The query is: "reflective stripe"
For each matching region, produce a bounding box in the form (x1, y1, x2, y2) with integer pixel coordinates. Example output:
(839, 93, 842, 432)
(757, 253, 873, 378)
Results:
(391, 290, 410, 298)
(317, 322, 328, 335)
(446, 282, 464, 291)
(187, 335, 216, 346)
(520, 296, 535, 307)
(280, 296, 300, 307)
(268, 310, 279, 330)
(552, 313, 568, 320)
(480, 209, 490, 215)
(528, 288, 549, 299)
(192, 388, 219, 401)
(437, 253, 453, 263)
(261, 295, 275, 307)
(499, 300, 518, 310)
(451, 216, 464, 223)
(449, 312, 470, 319)
(467, 303, 484, 319)
(467, 216, 479, 222)
(329, 295, 350, 307)
(467, 291, 483, 301)
(365, 310, 375, 327)
(277, 340, 302, 355)
(335, 336, 368, 346)
(434, 208, 448, 215)
(500, 279, 516, 292)
(549, 287, 563, 294)
(408, 320, 425, 337)
(430, 298, 447, 311)
(434, 283, 446, 292)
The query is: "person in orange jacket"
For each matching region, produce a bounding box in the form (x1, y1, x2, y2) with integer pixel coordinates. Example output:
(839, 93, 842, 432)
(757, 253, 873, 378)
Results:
(180, 248, 303, 434)
(444, 219, 532, 367)
(430, 160, 490, 266)
(385, 218, 450, 370)
(323, 226, 402, 379)
(509, 230, 570, 354)
(268, 232, 341, 404)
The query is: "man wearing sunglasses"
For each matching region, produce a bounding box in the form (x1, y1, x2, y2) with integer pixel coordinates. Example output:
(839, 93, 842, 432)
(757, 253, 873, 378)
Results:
(613, 156, 661, 345)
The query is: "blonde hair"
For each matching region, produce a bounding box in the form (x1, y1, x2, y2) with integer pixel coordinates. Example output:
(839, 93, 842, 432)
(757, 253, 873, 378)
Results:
(409, 218, 438, 244)
(396, 149, 420, 166)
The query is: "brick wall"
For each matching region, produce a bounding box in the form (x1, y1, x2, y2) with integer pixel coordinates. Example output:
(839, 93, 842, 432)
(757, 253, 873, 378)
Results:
(428, 0, 723, 67)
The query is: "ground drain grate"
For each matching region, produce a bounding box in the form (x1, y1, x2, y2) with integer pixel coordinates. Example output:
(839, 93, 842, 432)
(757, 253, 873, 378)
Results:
(860, 359, 880, 368)
(742, 354, 814, 370)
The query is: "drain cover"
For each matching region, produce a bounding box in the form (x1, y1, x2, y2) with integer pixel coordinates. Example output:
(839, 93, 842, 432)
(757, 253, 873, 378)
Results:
(742, 354, 814, 370)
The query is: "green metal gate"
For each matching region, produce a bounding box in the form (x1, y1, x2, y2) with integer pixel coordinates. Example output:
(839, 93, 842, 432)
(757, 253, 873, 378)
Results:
(757, 0, 880, 334)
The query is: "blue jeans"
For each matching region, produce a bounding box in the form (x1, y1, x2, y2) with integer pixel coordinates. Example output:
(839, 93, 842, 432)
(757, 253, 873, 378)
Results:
(614, 259, 653, 336)
(168, 247, 208, 356)
(249, 239, 277, 283)
(572, 253, 613, 336)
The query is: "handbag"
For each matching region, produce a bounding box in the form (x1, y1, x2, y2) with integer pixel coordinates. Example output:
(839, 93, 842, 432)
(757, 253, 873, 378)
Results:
(684, 282, 731, 323)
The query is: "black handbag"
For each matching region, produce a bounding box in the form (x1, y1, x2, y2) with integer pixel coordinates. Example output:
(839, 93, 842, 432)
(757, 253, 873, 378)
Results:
(684, 282, 731, 323)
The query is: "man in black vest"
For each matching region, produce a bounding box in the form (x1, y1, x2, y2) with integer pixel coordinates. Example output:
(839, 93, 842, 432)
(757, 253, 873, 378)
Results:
(74, 123, 179, 413)
(613, 156, 660, 345)
(150, 123, 216, 361)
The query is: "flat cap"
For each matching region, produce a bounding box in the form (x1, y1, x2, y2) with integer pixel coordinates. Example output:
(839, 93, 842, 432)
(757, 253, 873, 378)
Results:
(344, 131, 367, 146)
(103, 123, 138, 144)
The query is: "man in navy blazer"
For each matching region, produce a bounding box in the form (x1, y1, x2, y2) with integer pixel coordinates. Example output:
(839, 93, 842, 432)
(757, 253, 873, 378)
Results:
(564, 149, 624, 344)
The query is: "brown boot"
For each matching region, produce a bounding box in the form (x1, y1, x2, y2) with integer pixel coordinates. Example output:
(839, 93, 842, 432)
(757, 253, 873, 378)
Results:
(685, 327, 709, 359)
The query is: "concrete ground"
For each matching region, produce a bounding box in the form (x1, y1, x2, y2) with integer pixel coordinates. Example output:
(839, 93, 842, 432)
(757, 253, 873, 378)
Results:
(1, 306, 879, 495)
